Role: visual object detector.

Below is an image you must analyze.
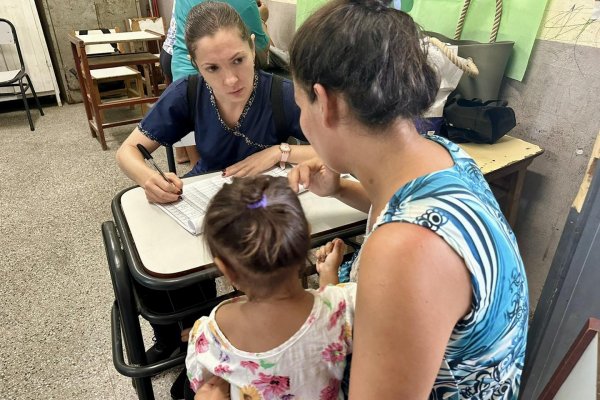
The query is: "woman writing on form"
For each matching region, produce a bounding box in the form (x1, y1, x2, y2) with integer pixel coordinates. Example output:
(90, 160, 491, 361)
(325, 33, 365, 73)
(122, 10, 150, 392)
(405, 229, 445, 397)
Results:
(116, 1, 314, 204)
(115, 4, 314, 398)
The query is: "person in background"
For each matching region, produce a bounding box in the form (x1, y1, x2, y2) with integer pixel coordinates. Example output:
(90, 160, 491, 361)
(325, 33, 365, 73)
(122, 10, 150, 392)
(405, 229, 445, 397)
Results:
(185, 175, 354, 399)
(170, 0, 272, 168)
(159, 0, 192, 165)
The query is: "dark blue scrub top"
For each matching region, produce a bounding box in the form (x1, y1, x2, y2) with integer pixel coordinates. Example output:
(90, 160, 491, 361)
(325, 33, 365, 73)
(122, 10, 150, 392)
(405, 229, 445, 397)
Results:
(138, 70, 305, 175)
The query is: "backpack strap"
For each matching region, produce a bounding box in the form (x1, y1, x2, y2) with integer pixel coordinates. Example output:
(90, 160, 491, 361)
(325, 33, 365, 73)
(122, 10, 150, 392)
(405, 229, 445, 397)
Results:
(270, 73, 286, 138)
(186, 73, 286, 139)
(187, 74, 199, 125)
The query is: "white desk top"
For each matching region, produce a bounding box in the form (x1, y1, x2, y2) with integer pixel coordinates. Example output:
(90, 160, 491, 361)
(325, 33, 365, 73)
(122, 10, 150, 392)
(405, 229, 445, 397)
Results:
(121, 172, 367, 276)
(75, 30, 163, 44)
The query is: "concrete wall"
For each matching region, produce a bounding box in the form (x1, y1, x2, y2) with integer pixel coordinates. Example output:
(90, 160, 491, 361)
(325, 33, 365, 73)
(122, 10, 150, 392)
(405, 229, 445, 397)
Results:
(503, 41, 600, 315)
(35, 0, 143, 103)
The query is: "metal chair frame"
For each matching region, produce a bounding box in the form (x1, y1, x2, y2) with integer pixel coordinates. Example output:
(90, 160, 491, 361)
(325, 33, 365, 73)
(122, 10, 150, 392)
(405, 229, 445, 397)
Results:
(0, 18, 44, 131)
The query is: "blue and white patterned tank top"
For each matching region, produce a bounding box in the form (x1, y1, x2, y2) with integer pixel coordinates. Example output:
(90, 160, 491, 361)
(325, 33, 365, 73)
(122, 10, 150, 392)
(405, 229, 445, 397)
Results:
(350, 135, 528, 399)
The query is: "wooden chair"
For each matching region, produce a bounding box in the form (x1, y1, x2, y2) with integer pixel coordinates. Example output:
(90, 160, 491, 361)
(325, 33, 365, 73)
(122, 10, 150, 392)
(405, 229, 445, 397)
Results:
(89, 66, 146, 118)
(126, 17, 166, 94)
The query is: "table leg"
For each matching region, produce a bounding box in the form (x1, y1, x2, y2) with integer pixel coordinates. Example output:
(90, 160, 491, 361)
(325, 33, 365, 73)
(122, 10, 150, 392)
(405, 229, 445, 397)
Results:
(70, 42, 93, 135)
(89, 79, 107, 150)
(504, 168, 528, 228)
(142, 65, 152, 97)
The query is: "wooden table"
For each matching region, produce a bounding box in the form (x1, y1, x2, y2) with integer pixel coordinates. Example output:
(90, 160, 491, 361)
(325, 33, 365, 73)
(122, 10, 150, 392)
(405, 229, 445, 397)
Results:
(460, 135, 544, 227)
(68, 31, 163, 150)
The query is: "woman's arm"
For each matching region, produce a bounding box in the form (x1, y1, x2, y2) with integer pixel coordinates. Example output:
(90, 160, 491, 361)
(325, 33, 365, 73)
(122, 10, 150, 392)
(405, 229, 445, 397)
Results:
(348, 223, 471, 399)
(222, 144, 316, 177)
(288, 158, 371, 213)
(116, 127, 183, 203)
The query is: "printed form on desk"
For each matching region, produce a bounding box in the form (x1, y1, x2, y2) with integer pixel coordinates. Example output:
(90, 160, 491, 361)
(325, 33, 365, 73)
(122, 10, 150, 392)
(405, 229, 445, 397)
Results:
(155, 168, 304, 235)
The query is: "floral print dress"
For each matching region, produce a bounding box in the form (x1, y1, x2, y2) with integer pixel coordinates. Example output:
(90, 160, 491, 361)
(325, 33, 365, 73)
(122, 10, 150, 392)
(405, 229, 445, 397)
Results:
(186, 283, 356, 400)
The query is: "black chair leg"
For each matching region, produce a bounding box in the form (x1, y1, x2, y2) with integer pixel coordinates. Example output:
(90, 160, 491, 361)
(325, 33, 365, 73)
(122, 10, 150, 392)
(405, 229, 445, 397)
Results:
(166, 145, 177, 174)
(25, 73, 44, 116)
(103, 221, 156, 400)
(19, 78, 34, 131)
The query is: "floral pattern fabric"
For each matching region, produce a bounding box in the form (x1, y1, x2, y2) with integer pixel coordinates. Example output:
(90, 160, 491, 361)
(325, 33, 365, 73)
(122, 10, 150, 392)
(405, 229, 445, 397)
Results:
(186, 283, 356, 400)
(349, 134, 528, 399)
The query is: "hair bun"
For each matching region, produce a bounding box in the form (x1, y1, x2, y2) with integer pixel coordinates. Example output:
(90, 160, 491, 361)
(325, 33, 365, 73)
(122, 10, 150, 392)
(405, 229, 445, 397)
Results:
(349, 0, 394, 12)
(237, 176, 270, 206)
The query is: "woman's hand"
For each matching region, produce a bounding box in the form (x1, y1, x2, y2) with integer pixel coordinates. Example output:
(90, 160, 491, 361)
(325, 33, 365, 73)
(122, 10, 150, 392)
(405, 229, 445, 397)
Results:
(143, 172, 183, 204)
(288, 157, 340, 197)
(194, 376, 230, 400)
(316, 238, 346, 286)
(223, 147, 279, 177)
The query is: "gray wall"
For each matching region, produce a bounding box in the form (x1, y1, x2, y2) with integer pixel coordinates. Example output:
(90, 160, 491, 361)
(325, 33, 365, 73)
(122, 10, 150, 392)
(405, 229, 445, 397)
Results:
(502, 39, 600, 315)
(36, 0, 143, 103)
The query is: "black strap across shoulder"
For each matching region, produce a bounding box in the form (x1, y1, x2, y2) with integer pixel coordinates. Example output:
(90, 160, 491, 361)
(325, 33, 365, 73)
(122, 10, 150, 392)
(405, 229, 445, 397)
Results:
(270, 73, 286, 137)
(187, 74, 199, 125)
(186, 73, 286, 137)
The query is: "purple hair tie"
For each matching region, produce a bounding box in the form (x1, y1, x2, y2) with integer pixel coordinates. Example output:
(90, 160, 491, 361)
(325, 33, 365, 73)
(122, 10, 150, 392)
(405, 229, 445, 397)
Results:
(247, 194, 268, 209)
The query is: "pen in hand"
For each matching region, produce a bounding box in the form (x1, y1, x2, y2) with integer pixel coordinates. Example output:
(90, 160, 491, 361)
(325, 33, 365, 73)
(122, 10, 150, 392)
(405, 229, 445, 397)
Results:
(136, 143, 182, 196)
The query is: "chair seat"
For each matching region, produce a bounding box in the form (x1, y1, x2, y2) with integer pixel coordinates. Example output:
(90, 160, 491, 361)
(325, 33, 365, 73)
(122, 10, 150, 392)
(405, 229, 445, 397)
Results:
(0, 69, 21, 84)
(90, 66, 140, 80)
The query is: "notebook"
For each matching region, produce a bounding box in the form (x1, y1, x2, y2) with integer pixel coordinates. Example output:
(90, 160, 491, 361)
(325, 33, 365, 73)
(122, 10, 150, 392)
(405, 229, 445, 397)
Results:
(155, 168, 304, 235)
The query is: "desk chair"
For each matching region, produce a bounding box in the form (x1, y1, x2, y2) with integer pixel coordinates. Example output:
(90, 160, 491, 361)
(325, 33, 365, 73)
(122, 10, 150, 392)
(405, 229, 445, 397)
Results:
(103, 221, 237, 400)
(76, 28, 119, 56)
(126, 17, 166, 95)
(90, 66, 146, 118)
(75, 29, 129, 101)
(0, 18, 44, 131)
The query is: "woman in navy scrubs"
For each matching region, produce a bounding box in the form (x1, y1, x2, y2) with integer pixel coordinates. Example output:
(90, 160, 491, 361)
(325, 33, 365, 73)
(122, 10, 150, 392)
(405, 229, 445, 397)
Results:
(116, 2, 314, 204)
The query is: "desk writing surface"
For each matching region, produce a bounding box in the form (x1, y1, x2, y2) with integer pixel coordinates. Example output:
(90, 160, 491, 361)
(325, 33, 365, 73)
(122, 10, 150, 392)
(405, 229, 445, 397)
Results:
(121, 172, 367, 276)
(459, 135, 544, 175)
(74, 31, 162, 44)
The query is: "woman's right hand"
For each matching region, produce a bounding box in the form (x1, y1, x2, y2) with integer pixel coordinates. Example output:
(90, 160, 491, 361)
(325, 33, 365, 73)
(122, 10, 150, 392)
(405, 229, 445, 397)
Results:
(288, 157, 340, 197)
(143, 172, 184, 204)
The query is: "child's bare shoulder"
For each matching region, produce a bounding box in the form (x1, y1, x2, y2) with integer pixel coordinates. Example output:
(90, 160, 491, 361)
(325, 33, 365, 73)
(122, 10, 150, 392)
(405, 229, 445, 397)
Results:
(214, 297, 245, 332)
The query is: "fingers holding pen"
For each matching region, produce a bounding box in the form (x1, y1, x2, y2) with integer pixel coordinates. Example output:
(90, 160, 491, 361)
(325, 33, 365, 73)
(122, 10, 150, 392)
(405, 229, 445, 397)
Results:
(144, 172, 183, 204)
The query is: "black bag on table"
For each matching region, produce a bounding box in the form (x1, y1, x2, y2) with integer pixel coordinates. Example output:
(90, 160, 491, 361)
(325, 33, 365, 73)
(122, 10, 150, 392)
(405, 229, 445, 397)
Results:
(443, 97, 516, 144)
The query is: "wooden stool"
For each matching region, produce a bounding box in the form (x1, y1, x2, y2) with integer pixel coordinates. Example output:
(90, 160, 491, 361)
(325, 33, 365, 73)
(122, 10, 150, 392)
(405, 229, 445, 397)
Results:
(90, 66, 146, 119)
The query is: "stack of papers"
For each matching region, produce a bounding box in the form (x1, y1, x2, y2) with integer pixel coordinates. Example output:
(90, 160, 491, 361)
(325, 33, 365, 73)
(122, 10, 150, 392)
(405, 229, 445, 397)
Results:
(156, 168, 303, 235)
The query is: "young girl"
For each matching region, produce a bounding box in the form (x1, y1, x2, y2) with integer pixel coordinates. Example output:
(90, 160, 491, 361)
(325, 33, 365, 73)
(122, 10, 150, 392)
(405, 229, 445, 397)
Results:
(185, 175, 354, 399)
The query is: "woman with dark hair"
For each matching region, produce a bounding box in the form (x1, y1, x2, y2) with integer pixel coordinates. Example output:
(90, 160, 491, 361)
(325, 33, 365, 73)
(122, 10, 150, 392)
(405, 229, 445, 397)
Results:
(117, 1, 313, 204)
(285, 0, 529, 399)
